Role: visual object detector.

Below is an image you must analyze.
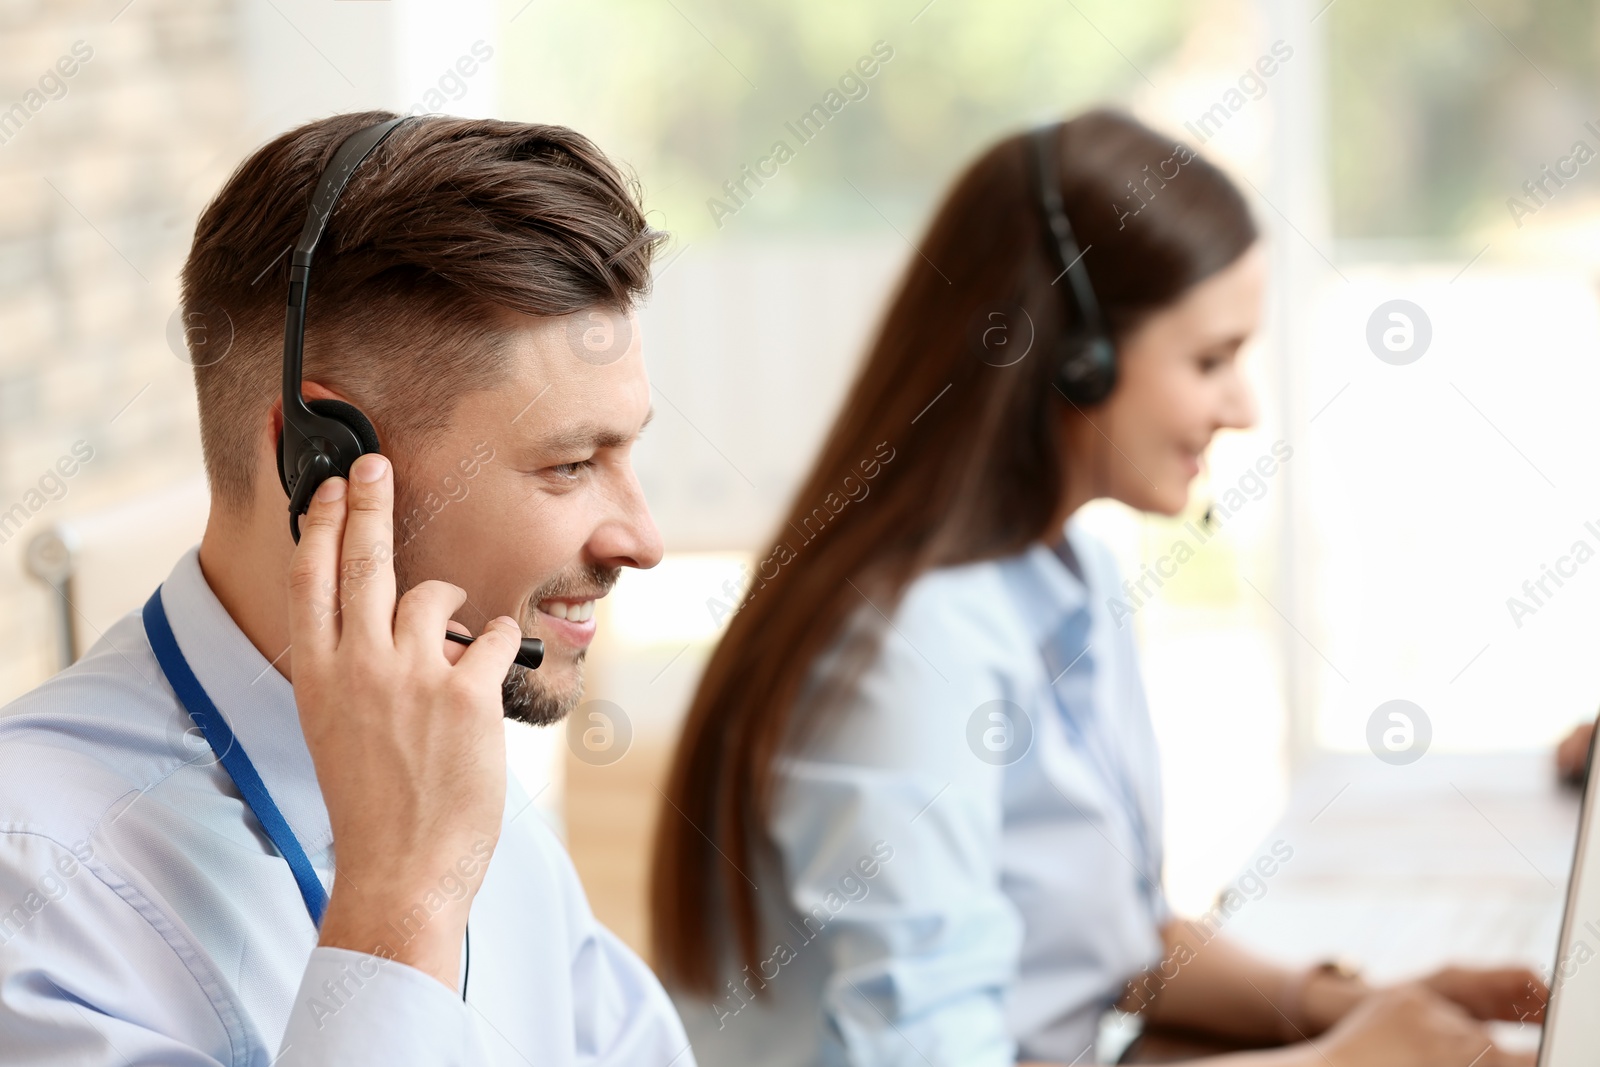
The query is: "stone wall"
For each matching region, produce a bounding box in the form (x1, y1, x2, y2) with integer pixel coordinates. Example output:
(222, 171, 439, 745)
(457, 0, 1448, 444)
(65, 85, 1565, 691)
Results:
(0, 0, 245, 698)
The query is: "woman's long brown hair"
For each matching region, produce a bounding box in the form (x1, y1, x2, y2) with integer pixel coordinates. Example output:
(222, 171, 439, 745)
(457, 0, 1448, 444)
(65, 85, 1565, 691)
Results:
(651, 109, 1260, 992)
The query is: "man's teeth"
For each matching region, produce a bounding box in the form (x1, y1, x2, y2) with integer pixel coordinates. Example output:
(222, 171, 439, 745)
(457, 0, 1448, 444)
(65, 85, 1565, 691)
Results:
(539, 600, 595, 622)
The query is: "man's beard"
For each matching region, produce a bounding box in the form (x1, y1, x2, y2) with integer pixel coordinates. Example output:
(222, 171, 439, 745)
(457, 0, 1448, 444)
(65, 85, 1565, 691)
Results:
(500, 654, 582, 727)
(393, 539, 617, 727)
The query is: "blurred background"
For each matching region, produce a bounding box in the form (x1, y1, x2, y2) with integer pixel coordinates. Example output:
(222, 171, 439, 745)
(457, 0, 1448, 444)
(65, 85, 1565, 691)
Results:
(4, 0, 1600, 977)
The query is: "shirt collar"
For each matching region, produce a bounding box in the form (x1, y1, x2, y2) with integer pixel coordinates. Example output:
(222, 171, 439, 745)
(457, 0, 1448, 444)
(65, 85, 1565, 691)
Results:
(157, 546, 332, 858)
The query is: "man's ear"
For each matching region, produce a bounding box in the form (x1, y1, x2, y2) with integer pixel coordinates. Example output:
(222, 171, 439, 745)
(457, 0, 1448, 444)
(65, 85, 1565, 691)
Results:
(279, 382, 377, 446)
(298, 381, 382, 455)
(301, 380, 353, 405)
(271, 382, 353, 442)
(271, 382, 377, 487)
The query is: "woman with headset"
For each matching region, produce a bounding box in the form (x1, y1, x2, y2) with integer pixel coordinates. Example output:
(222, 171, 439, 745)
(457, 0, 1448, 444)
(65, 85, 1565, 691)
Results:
(652, 111, 1543, 1065)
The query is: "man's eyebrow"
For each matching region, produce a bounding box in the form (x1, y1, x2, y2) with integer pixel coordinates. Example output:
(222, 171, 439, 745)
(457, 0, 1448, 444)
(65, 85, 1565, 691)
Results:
(534, 406, 654, 454)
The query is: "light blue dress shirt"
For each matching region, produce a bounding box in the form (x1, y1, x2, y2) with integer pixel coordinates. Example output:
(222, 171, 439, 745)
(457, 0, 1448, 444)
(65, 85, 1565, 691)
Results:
(0, 547, 694, 1067)
(676, 522, 1169, 1066)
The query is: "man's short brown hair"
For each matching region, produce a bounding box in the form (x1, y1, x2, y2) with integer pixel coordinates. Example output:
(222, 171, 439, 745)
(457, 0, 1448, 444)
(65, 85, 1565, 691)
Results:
(180, 111, 663, 507)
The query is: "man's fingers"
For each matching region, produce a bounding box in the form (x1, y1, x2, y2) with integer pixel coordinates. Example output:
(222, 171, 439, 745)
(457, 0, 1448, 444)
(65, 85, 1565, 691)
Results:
(286, 476, 348, 664)
(453, 616, 521, 690)
(394, 580, 470, 662)
(338, 454, 399, 648)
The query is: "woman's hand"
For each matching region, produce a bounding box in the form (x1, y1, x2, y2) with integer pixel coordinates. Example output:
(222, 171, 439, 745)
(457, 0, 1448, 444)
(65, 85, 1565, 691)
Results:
(1314, 984, 1531, 1067)
(1419, 965, 1547, 1025)
(1557, 721, 1593, 784)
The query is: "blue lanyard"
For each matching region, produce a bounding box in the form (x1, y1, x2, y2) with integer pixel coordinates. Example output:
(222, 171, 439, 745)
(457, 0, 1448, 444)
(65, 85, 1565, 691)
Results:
(142, 587, 329, 927)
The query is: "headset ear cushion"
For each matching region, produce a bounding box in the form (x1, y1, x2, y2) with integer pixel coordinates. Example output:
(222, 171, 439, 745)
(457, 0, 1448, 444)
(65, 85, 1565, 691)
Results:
(307, 398, 381, 455)
(276, 399, 382, 496)
(1055, 336, 1119, 406)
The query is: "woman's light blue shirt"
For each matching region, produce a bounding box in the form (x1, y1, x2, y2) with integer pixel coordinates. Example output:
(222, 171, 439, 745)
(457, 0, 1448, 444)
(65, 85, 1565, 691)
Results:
(677, 522, 1170, 1066)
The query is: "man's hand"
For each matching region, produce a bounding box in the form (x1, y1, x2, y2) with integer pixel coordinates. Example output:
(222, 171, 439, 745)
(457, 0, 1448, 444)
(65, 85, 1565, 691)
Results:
(287, 454, 521, 991)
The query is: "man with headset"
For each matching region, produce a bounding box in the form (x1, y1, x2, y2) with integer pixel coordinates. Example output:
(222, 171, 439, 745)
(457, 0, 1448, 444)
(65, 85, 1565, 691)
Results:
(0, 113, 692, 1065)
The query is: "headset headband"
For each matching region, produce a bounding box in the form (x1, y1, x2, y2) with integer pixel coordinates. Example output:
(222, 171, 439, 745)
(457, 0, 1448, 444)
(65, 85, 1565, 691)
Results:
(1030, 123, 1107, 340)
(282, 116, 411, 429)
(1029, 123, 1118, 405)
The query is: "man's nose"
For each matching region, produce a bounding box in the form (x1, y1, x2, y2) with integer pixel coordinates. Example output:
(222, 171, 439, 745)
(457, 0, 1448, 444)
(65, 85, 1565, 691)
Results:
(590, 469, 663, 571)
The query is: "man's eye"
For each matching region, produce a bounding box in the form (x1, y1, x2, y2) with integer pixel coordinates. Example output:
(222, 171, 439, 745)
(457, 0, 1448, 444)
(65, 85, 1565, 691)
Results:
(550, 460, 593, 481)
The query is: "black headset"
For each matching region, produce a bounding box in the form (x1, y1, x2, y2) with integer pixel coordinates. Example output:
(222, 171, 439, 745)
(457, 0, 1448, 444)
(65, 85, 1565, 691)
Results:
(1029, 123, 1118, 406)
(276, 117, 405, 542)
(276, 115, 542, 672)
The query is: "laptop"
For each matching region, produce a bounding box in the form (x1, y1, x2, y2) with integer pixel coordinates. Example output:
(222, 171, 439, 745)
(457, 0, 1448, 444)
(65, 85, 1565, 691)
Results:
(1539, 725, 1600, 1065)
